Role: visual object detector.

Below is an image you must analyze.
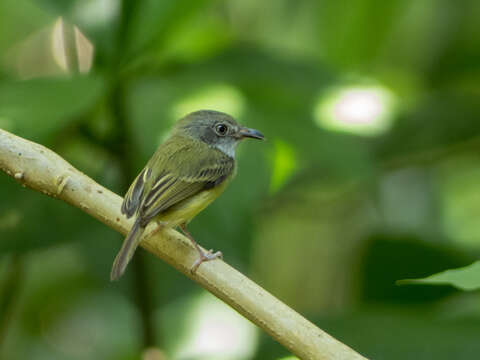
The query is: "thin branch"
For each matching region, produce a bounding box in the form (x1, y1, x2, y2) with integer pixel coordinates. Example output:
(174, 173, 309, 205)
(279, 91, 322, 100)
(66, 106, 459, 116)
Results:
(0, 128, 368, 360)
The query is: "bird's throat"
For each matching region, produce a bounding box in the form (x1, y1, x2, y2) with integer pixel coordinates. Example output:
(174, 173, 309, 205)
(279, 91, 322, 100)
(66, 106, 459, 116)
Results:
(212, 142, 237, 158)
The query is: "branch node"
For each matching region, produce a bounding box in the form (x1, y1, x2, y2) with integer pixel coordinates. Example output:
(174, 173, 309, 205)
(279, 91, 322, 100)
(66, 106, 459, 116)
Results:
(55, 174, 70, 195)
(79, 202, 90, 211)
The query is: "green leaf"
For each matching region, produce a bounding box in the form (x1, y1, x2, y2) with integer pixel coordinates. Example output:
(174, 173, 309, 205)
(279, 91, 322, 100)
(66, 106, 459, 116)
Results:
(0, 0, 52, 53)
(398, 261, 480, 291)
(0, 76, 105, 141)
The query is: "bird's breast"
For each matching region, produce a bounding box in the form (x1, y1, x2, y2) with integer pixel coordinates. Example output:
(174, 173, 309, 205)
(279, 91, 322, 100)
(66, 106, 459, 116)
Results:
(157, 179, 230, 227)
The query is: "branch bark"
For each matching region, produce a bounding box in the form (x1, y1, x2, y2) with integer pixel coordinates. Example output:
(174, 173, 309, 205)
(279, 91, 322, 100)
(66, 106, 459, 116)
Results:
(0, 128, 367, 360)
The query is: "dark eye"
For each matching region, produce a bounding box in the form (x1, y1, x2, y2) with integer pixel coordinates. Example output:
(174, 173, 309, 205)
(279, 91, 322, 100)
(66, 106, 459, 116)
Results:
(215, 123, 228, 136)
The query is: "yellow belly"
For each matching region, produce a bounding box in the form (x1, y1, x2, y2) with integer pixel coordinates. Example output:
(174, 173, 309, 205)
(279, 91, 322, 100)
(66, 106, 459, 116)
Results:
(156, 181, 229, 227)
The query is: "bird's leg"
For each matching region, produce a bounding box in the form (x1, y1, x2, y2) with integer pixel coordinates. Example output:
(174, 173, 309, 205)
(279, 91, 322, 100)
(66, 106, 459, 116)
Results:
(179, 224, 222, 273)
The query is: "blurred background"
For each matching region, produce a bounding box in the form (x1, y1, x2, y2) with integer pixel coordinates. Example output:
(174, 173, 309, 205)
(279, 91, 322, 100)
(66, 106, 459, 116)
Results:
(1, 0, 480, 359)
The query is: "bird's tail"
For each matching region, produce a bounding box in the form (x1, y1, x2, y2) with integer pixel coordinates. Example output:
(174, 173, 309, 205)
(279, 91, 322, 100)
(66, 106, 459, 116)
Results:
(110, 219, 145, 281)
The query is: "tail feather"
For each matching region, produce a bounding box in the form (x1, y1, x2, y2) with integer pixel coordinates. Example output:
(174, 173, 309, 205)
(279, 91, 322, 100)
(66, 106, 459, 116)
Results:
(110, 219, 145, 281)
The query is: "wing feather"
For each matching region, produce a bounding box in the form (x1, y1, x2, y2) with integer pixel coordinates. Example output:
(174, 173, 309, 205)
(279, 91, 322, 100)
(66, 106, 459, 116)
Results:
(140, 179, 205, 224)
(132, 138, 235, 225)
(115, 135, 236, 281)
(121, 167, 150, 218)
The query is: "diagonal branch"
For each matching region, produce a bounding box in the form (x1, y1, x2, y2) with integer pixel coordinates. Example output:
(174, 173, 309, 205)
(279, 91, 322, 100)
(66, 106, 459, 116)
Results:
(0, 128, 367, 360)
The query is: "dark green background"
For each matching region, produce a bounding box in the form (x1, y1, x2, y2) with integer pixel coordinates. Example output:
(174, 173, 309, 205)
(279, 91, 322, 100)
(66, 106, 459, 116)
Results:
(1, 0, 480, 359)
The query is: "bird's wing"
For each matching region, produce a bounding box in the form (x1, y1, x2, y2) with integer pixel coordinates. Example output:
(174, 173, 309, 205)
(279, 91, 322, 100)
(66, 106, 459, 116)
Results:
(121, 138, 234, 225)
(121, 167, 151, 218)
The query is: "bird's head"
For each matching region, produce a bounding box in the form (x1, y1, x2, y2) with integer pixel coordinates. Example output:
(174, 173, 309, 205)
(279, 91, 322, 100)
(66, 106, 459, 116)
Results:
(173, 110, 264, 157)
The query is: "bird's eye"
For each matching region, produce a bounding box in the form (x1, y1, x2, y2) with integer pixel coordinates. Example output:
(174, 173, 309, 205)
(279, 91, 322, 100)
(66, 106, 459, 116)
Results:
(215, 123, 228, 136)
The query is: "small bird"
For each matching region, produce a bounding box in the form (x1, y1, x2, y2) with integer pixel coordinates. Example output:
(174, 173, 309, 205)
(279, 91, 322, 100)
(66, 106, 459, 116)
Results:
(111, 110, 264, 280)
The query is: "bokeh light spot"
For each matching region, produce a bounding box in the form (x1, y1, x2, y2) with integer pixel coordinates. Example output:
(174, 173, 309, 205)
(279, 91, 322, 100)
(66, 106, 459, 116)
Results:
(171, 83, 245, 120)
(270, 139, 297, 193)
(175, 293, 258, 359)
(73, 0, 119, 29)
(314, 84, 396, 136)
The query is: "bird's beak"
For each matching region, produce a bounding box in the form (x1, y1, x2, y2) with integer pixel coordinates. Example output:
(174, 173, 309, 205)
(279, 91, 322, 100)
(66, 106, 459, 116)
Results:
(238, 127, 265, 140)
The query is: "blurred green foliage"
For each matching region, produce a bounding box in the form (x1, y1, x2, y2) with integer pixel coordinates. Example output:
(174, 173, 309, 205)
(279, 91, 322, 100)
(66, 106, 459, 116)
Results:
(1, 0, 480, 359)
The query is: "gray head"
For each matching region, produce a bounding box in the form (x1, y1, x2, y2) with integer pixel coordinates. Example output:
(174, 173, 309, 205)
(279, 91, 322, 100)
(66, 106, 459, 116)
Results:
(173, 110, 264, 158)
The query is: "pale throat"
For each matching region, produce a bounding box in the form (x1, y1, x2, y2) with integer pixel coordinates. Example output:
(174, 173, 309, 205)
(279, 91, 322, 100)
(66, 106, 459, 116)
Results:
(212, 141, 238, 158)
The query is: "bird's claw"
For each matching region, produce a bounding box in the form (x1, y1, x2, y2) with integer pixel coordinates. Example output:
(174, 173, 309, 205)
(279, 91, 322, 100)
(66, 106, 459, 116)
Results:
(208, 249, 223, 259)
(190, 249, 223, 274)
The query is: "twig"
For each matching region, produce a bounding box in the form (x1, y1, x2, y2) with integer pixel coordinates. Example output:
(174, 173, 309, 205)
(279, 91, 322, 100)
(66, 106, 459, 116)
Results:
(0, 128, 367, 360)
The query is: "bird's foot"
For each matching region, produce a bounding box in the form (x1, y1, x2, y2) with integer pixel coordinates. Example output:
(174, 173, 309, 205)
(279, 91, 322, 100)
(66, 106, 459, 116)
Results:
(190, 249, 223, 274)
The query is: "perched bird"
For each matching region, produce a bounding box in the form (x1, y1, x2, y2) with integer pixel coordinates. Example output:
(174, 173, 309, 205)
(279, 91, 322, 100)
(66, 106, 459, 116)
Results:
(111, 110, 264, 280)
